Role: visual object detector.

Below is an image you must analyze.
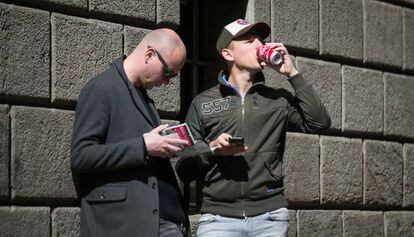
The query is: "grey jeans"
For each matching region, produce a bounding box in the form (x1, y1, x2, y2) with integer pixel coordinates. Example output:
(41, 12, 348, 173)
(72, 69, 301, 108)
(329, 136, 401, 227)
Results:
(159, 219, 186, 237)
(196, 207, 289, 237)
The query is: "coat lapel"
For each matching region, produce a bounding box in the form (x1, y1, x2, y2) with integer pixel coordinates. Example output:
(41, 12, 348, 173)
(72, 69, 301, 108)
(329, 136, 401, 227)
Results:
(151, 103, 161, 126)
(114, 56, 155, 127)
(135, 86, 160, 127)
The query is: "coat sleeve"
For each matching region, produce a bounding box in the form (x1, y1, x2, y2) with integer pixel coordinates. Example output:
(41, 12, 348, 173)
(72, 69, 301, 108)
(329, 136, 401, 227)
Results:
(175, 99, 216, 183)
(70, 80, 147, 173)
(286, 73, 331, 132)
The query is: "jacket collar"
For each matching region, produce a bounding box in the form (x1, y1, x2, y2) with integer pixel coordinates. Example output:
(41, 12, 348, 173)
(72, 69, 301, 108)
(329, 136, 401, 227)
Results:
(217, 70, 265, 95)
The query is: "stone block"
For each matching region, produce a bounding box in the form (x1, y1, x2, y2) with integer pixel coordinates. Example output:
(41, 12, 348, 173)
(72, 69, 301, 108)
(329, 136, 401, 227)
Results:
(10, 106, 77, 202)
(271, 0, 318, 52)
(160, 120, 180, 126)
(89, 0, 156, 24)
(288, 210, 297, 237)
(51, 207, 80, 237)
(283, 133, 319, 204)
(296, 57, 342, 130)
(404, 144, 414, 207)
(320, 136, 363, 205)
(147, 76, 181, 114)
(0, 3, 49, 99)
(0, 105, 9, 200)
(364, 0, 402, 68)
(363, 140, 403, 207)
(246, 0, 271, 41)
(297, 210, 342, 236)
(157, 0, 180, 28)
(123, 26, 151, 59)
(342, 66, 383, 134)
(343, 211, 384, 237)
(384, 73, 414, 138)
(403, 8, 414, 71)
(30, 0, 87, 8)
(0, 206, 50, 236)
(263, 56, 296, 93)
(320, 0, 363, 60)
(385, 211, 414, 237)
(51, 13, 123, 103)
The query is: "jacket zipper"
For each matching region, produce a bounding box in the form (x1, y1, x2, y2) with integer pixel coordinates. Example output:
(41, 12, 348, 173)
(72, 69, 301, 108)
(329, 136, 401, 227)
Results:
(219, 72, 271, 217)
(229, 82, 258, 217)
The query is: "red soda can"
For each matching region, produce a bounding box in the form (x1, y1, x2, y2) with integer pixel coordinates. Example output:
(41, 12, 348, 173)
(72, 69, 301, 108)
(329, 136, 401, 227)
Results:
(257, 45, 283, 65)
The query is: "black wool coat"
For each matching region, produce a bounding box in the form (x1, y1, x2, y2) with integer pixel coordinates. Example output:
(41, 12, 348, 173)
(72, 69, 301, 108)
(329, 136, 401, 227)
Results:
(70, 56, 189, 237)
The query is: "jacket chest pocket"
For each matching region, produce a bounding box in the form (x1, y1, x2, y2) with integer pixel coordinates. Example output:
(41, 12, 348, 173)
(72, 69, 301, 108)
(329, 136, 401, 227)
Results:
(85, 186, 127, 203)
(201, 110, 239, 141)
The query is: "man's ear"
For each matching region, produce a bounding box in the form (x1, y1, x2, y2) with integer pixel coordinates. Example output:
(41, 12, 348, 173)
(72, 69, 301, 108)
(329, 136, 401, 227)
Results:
(145, 47, 156, 64)
(221, 48, 234, 62)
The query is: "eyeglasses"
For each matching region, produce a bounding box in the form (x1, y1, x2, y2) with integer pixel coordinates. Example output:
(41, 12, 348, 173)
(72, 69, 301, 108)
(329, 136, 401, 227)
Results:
(147, 45, 178, 80)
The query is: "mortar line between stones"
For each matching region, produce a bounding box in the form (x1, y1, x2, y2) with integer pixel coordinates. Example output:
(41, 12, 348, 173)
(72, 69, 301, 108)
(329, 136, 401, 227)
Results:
(122, 25, 125, 56)
(49, 208, 52, 237)
(383, 211, 386, 237)
(382, 73, 386, 138)
(362, 0, 366, 66)
(318, 0, 322, 56)
(362, 140, 366, 206)
(342, 211, 345, 237)
(341, 66, 346, 137)
(401, 6, 405, 72)
(402, 144, 405, 207)
(270, 0, 273, 42)
(49, 11, 52, 105)
(319, 135, 323, 205)
(8, 105, 11, 204)
(296, 210, 299, 237)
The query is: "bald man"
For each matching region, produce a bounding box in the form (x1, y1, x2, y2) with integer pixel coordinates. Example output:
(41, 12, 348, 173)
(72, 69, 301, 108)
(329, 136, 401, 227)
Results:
(71, 29, 190, 237)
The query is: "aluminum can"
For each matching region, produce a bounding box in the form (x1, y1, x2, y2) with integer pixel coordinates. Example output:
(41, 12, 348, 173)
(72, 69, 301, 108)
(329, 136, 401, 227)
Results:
(257, 45, 283, 65)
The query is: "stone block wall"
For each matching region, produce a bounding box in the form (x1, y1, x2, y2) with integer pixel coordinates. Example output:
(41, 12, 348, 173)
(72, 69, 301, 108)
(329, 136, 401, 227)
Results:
(246, 0, 414, 236)
(0, 0, 413, 236)
(248, 0, 414, 236)
(0, 0, 181, 236)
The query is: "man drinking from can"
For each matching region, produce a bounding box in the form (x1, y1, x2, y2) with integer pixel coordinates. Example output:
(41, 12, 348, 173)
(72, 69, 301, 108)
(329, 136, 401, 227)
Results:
(176, 19, 331, 237)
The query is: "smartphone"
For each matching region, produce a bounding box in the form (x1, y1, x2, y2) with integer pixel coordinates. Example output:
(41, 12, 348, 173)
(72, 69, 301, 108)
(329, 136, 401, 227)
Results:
(228, 136, 244, 145)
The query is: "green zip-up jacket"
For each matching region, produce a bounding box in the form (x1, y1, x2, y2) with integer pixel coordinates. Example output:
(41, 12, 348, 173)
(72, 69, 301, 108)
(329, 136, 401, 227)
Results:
(176, 70, 330, 217)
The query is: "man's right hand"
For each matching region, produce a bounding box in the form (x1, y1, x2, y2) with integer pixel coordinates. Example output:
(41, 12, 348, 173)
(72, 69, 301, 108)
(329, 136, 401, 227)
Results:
(143, 125, 189, 158)
(209, 133, 247, 156)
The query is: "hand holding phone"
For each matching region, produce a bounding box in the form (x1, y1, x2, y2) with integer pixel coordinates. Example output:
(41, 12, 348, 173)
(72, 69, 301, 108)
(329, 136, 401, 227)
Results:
(228, 136, 244, 146)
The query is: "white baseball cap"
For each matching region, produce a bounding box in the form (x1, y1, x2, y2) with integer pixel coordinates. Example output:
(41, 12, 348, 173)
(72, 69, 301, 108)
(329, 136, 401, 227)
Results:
(216, 19, 270, 54)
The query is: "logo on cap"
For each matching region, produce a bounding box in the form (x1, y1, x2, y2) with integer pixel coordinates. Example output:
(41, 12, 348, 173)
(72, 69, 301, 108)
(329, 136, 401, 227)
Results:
(236, 19, 249, 25)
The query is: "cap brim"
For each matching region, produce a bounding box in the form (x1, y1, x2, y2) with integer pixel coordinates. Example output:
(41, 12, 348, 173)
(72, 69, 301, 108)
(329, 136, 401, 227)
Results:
(232, 22, 270, 40)
(216, 21, 271, 55)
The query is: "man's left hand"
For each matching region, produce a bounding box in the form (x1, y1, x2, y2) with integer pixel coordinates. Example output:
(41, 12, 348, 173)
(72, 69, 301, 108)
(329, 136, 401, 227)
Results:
(260, 43, 298, 78)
